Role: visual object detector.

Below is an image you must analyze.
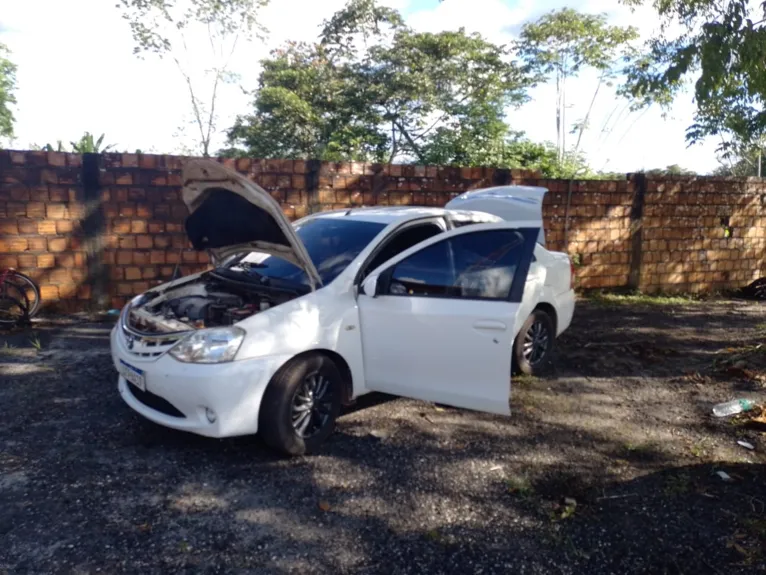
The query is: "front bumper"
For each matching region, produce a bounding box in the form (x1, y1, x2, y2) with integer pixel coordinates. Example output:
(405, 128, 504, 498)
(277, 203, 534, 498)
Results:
(110, 326, 290, 438)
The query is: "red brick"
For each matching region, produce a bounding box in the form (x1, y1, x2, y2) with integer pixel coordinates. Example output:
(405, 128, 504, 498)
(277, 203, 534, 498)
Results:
(148, 221, 165, 234)
(8, 238, 28, 252)
(150, 251, 165, 264)
(119, 236, 136, 249)
(46, 203, 68, 219)
(25, 202, 45, 218)
(38, 254, 55, 268)
(0, 255, 17, 268)
(48, 238, 68, 252)
(6, 202, 25, 217)
(48, 186, 69, 202)
(133, 251, 149, 265)
(117, 282, 135, 295)
(38, 220, 57, 235)
(45, 152, 66, 167)
(131, 220, 147, 233)
(154, 236, 170, 248)
(115, 172, 132, 185)
(40, 285, 59, 300)
(113, 219, 131, 234)
(29, 186, 48, 201)
(116, 251, 133, 265)
(125, 267, 142, 280)
(9, 186, 29, 201)
(17, 254, 37, 268)
(142, 267, 158, 279)
(136, 235, 153, 249)
(56, 220, 74, 234)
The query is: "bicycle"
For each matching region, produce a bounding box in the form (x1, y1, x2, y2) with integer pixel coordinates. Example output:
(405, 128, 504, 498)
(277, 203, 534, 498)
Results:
(0, 268, 41, 328)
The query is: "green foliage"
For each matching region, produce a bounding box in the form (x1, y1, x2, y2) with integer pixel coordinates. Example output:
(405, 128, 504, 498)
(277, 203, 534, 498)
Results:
(224, 0, 533, 166)
(639, 164, 696, 176)
(31, 132, 116, 153)
(515, 9, 639, 158)
(118, 0, 268, 56)
(516, 9, 638, 78)
(0, 43, 18, 140)
(622, 0, 766, 150)
(118, 0, 270, 156)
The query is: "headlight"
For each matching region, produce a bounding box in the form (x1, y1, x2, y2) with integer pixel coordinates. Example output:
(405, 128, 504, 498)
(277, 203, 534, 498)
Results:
(169, 327, 245, 364)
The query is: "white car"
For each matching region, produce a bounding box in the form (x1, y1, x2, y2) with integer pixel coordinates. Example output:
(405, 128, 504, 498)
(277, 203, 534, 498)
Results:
(111, 159, 575, 455)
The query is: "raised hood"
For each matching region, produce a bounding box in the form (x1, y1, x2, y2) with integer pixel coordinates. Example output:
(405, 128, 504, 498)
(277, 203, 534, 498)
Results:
(182, 159, 322, 289)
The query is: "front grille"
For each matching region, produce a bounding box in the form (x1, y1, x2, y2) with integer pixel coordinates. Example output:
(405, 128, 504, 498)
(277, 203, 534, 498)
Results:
(127, 382, 186, 418)
(121, 309, 187, 358)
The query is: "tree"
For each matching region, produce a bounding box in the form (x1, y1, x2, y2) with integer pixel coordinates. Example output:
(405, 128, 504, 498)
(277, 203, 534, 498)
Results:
(0, 43, 18, 141)
(515, 9, 639, 161)
(621, 0, 766, 153)
(118, 0, 269, 156)
(639, 164, 696, 176)
(224, 0, 533, 165)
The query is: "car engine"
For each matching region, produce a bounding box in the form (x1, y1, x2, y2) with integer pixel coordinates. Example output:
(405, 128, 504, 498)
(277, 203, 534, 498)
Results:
(126, 273, 296, 333)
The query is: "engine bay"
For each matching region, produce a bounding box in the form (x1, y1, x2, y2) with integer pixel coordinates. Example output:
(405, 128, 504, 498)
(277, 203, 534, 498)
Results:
(127, 272, 298, 333)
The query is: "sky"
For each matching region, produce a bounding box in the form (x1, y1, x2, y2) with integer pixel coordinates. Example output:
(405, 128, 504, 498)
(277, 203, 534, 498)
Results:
(0, 0, 721, 173)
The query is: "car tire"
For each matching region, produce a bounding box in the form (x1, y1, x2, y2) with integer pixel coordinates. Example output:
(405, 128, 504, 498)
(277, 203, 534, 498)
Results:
(512, 309, 555, 376)
(259, 353, 343, 456)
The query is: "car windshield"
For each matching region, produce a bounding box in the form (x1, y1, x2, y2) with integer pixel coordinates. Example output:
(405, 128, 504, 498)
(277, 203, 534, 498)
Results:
(224, 217, 386, 286)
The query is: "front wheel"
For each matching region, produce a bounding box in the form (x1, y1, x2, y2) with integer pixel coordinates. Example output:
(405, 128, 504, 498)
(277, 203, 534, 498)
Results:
(512, 310, 555, 376)
(259, 354, 343, 456)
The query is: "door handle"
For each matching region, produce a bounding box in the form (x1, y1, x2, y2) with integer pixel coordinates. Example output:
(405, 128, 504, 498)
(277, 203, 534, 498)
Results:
(473, 320, 507, 331)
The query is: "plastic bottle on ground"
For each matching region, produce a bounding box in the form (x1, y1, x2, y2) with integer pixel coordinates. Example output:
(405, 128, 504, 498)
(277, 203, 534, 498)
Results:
(712, 398, 755, 417)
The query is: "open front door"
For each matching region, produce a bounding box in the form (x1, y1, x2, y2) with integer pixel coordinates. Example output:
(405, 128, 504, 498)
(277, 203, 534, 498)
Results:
(357, 223, 539, 415)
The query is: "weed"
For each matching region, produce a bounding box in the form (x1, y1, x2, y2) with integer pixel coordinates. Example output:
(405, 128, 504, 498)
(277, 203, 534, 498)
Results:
(29, 336, 42, 351)
(587, 290, 701, 307)
(506, 475, 534, 498)
(663, 473, 692, 496)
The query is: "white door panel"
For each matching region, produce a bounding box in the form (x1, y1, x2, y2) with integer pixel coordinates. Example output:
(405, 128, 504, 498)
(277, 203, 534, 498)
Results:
(360, 296, 517, 414)
(357, 223, 540, 416)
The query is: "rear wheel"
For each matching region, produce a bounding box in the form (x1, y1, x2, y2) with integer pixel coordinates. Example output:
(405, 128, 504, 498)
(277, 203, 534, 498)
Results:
(259, 354, 343, 456)
(512, 309, 555, 376)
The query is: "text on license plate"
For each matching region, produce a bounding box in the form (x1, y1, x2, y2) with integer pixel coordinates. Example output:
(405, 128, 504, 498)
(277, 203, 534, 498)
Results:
(119, 359, 146, 391)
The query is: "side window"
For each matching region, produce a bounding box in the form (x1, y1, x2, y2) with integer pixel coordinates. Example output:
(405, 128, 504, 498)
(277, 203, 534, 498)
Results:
(362, 222, 443, 279)
(387, 230, 528, 300)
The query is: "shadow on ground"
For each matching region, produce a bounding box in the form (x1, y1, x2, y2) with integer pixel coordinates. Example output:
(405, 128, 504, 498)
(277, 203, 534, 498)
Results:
(0, 301, 764, 573)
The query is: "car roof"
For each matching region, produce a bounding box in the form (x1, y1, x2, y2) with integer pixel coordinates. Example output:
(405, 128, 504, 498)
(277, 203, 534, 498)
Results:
(308, 206, 501, 225)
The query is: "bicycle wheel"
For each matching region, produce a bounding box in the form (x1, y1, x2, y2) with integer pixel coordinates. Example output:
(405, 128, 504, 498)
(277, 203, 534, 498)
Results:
(5, 271, 41, 317)
(0, 284, 28, 328)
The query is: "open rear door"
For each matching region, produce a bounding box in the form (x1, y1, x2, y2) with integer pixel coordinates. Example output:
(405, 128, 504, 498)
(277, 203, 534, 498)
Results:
(357, 222, 539, 415)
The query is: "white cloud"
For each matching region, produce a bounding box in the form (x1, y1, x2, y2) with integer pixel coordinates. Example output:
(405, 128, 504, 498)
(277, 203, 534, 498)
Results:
(0, 0, 721, 173)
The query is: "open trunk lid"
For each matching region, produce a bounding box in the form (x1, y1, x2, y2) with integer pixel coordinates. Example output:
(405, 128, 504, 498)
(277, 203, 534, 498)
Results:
(445, 186, 548, 244)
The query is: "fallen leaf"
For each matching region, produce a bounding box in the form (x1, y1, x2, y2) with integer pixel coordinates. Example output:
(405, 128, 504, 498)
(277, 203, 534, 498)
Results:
(318, 501, 331, 512)
(137, 523, 152, 532)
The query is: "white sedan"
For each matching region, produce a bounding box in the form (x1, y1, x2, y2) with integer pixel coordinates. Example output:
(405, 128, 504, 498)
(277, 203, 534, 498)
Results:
(111, 159, 575, 455)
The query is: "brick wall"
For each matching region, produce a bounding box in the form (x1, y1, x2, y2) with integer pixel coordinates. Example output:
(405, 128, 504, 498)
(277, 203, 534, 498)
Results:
(1, 149, 765, 312)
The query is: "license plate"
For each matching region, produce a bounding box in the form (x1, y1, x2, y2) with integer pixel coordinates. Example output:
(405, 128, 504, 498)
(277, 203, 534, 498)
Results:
(118, 360, 146, 392)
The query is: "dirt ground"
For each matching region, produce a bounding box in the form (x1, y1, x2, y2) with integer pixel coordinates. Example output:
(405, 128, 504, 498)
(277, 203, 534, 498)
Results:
(1, 297, 765, 574)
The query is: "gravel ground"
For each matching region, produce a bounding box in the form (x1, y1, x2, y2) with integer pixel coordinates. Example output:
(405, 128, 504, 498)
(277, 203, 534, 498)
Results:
(1, 299, 765, 574)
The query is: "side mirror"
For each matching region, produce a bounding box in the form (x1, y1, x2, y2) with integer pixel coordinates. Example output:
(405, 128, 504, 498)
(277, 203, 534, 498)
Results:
(361, 274, 380, 298)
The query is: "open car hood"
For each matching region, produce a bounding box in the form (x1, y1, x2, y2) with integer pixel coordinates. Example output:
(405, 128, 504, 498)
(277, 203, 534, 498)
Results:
(182, 159, 322, 289)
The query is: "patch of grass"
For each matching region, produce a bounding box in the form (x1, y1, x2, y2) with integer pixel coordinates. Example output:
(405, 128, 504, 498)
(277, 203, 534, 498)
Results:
(663, 473, 692, 497)
(28, 336, 42, 351)
(585, 290, 702, 307)
(506, 475, 534, 499)
(0, 341, 16, 354)
(514, 374, 538, 386)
